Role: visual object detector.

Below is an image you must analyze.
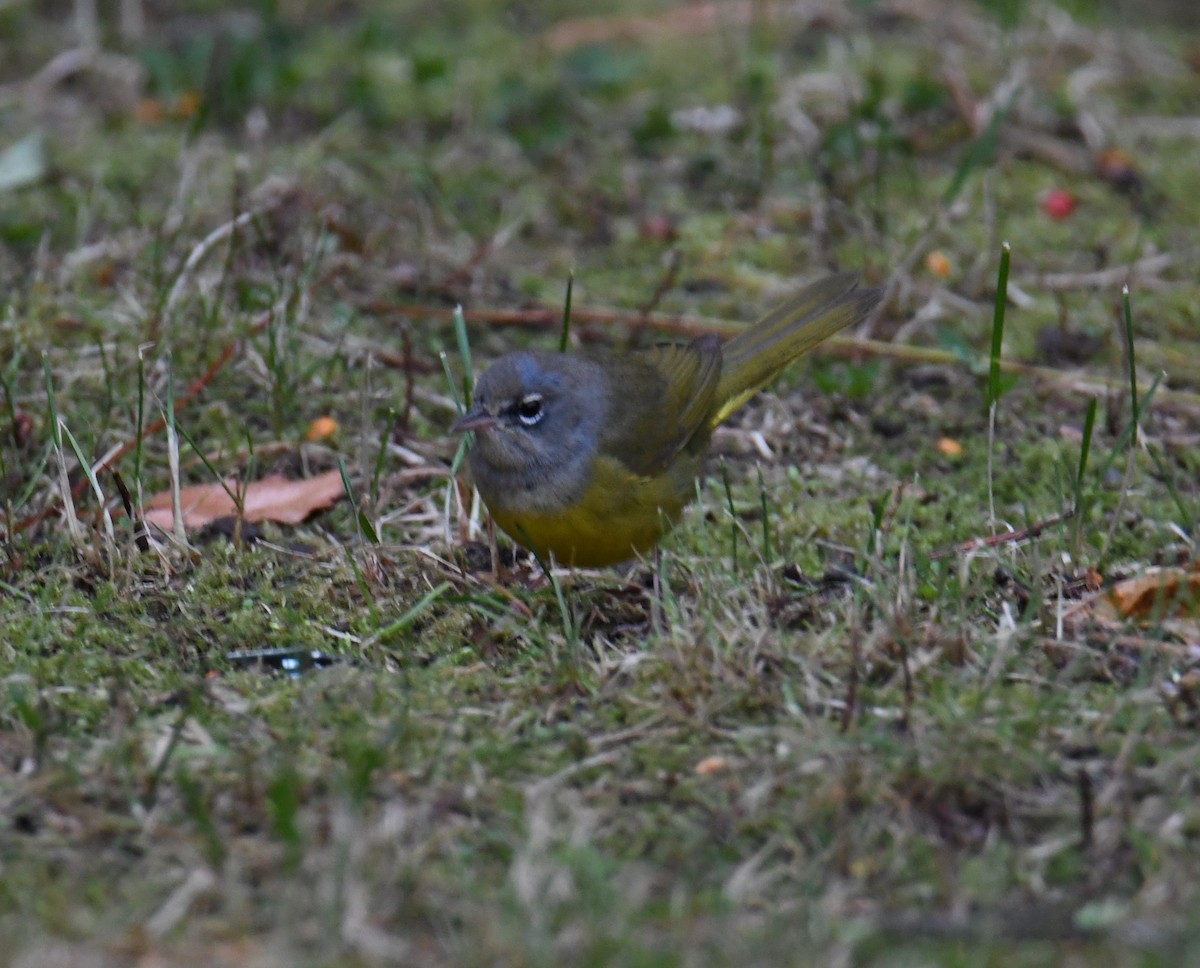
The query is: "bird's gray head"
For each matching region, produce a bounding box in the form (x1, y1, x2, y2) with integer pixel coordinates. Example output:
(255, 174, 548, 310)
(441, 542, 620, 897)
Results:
(451, 350, 607, 511)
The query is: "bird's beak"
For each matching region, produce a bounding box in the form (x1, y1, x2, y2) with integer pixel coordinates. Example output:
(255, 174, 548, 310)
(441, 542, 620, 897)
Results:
(451, 408, 500, 434)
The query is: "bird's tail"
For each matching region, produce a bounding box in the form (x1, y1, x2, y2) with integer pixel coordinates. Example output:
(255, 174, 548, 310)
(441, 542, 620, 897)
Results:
(712, 273, 883, 426)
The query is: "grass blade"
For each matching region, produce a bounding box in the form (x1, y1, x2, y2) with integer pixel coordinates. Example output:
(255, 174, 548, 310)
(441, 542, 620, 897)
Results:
(43, 353, 81, 543)
(943, 95, 1011, 206)
(559, 270, 575, 353)
(452, 305, 473, 406)
(134, 349, 147, 505)
(1122, 285, 1139, 447)
(1069, 396, 1099, 556)
(439, 350, 464, 415)
(370, 406, 397, 506)
(163, 358, 188, 546)
(1075, 397, 1098, 493)
(987, 243, 1011, 529)
(720, 460, 738, 575)
(1146, 444, 1196, 537)
(339, 457, 380, 545)
(987, 243, 1011, 410)
(368, 581, 452, 647)
(59, 420, 116, 562)
(756, 465, 772, 563)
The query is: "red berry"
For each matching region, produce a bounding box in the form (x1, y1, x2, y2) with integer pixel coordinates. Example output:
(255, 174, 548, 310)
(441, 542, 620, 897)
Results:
(1041, 188, 1078, 220)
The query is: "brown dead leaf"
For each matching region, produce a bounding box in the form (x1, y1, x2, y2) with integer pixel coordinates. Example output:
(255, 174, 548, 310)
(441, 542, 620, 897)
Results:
(1107, 566, 1200, 621)
(1060, 565, 1200, 644)
(144, 469, 346, 531)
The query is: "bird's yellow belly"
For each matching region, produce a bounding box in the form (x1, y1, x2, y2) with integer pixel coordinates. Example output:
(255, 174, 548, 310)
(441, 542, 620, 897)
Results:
(489, 455, 694, 567)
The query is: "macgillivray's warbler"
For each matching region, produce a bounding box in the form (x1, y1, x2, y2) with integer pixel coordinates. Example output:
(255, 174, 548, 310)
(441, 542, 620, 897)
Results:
(451, 272, 883, 567)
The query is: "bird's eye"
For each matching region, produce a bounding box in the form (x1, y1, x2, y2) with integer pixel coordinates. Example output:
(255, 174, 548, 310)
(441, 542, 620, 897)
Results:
(515, 393, 544, 426)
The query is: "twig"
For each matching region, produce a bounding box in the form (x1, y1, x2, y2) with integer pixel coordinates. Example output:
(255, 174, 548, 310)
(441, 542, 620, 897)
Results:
(1040, 635, 1197, 659)
(1123, 116, 1200, 139)
(1004, 128, 1093, 175)
(637, 248, 683, 317)
(928, 509, 1074, 560)
(1036, 253, 1177, 291)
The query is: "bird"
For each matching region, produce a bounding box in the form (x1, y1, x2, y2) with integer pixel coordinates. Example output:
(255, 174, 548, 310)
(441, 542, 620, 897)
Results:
(451, 273, 882, 567)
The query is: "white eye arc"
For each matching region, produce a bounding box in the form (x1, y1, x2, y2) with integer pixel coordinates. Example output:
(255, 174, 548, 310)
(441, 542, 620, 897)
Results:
(515, 393, 544, 426)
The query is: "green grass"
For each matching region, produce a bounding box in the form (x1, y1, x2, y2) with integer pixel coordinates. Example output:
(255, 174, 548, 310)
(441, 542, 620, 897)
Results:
(2, 2, 1200, 966)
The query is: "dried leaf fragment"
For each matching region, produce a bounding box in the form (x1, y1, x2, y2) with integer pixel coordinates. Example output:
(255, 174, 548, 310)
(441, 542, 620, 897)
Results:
(1107, 567, 1200, 621)
(144, 468, 346, 531)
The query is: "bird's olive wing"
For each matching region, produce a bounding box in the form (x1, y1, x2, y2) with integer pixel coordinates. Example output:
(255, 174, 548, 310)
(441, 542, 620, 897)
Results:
(598, 335, 723, 477)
